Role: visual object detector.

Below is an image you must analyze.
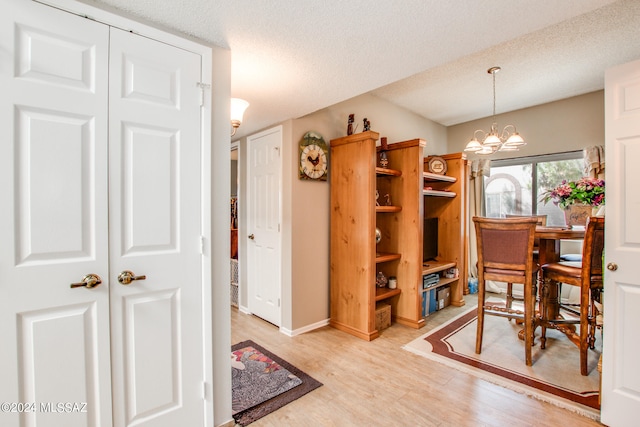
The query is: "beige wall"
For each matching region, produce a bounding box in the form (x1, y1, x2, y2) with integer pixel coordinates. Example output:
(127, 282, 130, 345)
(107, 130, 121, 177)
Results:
(448, 91, 604, 159)
(288, 93, 447, 329)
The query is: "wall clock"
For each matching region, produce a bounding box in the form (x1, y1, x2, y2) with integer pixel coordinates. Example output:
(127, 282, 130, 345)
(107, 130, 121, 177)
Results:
(427, 156, 447, 175)
(299, 131, 328, 181)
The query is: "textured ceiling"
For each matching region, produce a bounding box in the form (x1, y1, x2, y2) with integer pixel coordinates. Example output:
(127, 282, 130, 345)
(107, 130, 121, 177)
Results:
(85, 0, 640, 138)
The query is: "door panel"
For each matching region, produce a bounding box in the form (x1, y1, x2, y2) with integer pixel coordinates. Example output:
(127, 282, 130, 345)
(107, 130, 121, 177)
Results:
(108, 28, 204, 427)
(123, 290, 181, 420)
(601, 59, 640, 426)
(16, 107, 96, 263)
(121, 124, 177, 253)
(0, 2, 111, 426)
(247, 127, 282, 326)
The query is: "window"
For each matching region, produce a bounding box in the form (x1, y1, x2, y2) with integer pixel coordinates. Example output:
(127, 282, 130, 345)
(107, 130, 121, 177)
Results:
(485, 151, 583, 226)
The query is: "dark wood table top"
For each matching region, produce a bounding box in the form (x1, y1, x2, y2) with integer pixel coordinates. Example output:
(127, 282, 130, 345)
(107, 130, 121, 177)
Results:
(536, 226, 585, 240)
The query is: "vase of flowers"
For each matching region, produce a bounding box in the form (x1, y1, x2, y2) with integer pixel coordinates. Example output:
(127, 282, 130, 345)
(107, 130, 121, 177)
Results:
(540, 177, 605, 227)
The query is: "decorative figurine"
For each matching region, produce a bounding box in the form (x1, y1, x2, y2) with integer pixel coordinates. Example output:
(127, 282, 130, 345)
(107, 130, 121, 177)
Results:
(384, 193, 392, 206)
(379, 151, 389, 168)
(375, 190, 380, 206)
(347, 114, 354, 135)
(363, 118, 371, 132)
(376, 271, 388, 288)
(380, 137, 388, 150)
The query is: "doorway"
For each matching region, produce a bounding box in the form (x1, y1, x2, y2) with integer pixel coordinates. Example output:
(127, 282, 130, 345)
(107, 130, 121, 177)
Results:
(231, 142, 239, 308)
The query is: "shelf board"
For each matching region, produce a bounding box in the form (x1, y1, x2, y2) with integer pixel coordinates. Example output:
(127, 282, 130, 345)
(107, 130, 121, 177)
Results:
(375, 252, 401, 263)
(422, 276, 459, 292)
(375, 287, 401, 302)
(422, 260, 456, 275)
(376, 167, 402, 177)
(423, 171, 457, 183)
(423, 189, 456, 197)
(376, 205, 402, 213)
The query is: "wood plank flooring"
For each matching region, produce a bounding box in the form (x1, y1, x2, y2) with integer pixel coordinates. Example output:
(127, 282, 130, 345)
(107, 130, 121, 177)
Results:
(231, 294, 604, 427)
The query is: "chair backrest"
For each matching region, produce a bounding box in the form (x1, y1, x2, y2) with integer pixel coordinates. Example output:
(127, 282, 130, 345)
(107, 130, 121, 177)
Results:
(505, 214, 547, 249)
(581, 216, 605, 283)
(473, 217, 539, 274)
(505, 214, 548, 227)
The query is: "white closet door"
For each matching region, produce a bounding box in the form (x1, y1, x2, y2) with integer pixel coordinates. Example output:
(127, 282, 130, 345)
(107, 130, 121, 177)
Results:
(0, 1, 112, 426)
(108, 28, 205, 427)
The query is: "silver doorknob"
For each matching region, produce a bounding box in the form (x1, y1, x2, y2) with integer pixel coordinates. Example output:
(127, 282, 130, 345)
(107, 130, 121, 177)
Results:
(71, 274, 102, 289)
(248, 234, 255, 240)
(118, 270, 147, 285)
(607, 262, 618, 271)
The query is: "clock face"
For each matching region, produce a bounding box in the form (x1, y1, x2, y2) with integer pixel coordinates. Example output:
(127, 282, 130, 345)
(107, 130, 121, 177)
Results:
(300, 143, 328, 180)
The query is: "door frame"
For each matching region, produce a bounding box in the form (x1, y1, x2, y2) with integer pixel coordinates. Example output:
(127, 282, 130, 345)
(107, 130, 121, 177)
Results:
(39, 1, 231, 426)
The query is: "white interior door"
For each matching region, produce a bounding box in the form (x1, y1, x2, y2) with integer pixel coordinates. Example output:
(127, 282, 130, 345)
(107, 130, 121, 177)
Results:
(0, 2, 112, 426)
(108, 28, 204, 427)
(247, 126, 282, 326)
(1, 3, 205, 427)
(601, 59, 640, 426)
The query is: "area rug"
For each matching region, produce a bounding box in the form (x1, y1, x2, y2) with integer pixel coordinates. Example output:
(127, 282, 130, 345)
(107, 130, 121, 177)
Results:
(403, 306, 601, 420)
(231, 340, 322, 426)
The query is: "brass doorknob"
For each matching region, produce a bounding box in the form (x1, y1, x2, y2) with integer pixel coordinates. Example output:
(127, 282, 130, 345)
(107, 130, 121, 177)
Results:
(118, 270, 147, 285)
(71, 274, 102, 289)
(248, 234, 255, 240)
(607, 262, 618, 271)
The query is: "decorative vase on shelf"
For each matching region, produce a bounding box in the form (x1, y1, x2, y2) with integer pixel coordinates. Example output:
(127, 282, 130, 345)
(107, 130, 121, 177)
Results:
(564, 204, 592, 228)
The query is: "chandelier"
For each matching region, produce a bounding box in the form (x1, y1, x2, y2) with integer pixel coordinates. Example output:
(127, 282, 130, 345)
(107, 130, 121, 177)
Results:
(464, 66, 525, 155)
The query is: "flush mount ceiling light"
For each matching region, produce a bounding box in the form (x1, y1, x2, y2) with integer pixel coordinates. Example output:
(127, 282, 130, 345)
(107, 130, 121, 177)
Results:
(230, 98, 250, 136)
(464, 67, 525, 155)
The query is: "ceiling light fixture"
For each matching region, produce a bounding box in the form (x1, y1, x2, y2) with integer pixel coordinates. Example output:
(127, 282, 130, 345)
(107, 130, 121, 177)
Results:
(230, 98, 250, 137)
(464, 66, 525, 155)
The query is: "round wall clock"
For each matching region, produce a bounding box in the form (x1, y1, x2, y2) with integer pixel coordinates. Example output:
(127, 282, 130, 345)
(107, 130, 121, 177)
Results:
(428, 156, 447, 175)
(299, 131, 329, 181)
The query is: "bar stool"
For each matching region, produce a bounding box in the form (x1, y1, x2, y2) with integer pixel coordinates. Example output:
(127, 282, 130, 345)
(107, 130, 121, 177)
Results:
(473, 216, 539, 366)
(540, 216, 605, 375)
(504, 214, 547, 310)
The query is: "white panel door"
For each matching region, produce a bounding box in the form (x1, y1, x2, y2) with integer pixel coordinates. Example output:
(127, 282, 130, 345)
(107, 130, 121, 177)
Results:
(108, 28, 204, 427)
(247, 126, 282, 326)
(601, 59, 640, 426)
(0, 2, 112, 426)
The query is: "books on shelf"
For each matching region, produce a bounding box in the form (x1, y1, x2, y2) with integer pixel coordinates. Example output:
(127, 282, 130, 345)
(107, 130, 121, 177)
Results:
(422, 288, 438, 317)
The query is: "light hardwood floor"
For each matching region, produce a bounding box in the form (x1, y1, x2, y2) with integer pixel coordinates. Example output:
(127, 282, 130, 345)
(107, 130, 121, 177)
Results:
(231, 294, 604, 427)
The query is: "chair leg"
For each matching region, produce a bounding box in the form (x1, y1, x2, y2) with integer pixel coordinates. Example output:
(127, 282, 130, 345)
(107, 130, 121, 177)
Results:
(476, 279, 486, 354)
(539, 278, 549, 350)
(524, 276, 535, 366)
(580, 282, 590, 376)
(506, 282, 513, 309)
(588, 287, 600, 350)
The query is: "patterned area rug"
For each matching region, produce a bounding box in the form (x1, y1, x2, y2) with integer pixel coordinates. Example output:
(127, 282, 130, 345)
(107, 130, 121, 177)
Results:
(231, 340, 322, 426)
(403, 306, 601, 420)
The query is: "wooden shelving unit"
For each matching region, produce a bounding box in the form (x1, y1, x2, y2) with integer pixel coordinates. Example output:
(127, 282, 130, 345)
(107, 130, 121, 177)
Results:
(423, 153, 469, 308)
(330, 132, 426, 340)
(329, 133, 468, 340)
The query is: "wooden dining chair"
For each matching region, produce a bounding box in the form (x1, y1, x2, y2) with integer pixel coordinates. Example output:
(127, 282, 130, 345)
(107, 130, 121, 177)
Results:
(540, 216, 605, 376)
(473, 216, 539, 366)
(504, 214, 547, 310)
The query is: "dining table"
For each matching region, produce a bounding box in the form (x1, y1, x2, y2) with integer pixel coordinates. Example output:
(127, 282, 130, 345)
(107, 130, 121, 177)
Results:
(534, 225, 585, 346)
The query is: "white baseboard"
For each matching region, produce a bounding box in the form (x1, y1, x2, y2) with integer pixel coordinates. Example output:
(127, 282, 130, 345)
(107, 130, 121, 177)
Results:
(280, 318, 330, 337)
